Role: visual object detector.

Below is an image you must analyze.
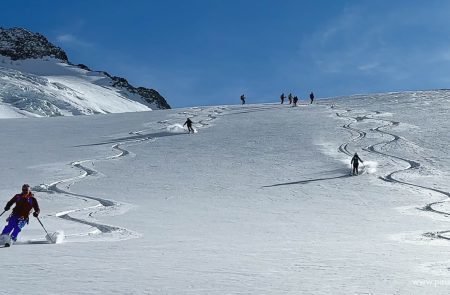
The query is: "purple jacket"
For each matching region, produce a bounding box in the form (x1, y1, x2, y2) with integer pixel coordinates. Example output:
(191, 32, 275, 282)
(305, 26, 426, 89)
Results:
(5, 193, 40, 219)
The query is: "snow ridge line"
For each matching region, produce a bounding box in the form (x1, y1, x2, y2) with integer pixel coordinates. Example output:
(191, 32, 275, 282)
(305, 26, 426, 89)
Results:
(334, 107, 450, 240)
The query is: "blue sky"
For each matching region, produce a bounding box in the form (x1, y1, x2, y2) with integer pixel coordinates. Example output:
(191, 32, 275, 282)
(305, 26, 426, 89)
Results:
(2, 0, 450, 107)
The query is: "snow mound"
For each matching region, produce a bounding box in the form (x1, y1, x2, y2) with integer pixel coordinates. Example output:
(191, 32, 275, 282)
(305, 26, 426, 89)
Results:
(166, 124, 187, 133)
(363, 161, 378, 174)
(46, 230, 65, 244)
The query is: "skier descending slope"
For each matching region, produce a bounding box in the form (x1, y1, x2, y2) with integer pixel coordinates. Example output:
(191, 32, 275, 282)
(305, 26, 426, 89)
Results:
(1, 184, 40, 246)
(183, 118, 195, 133)
(350, 153, 364, 175)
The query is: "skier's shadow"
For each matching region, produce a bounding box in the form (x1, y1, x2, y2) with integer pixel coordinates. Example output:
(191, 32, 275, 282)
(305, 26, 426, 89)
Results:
(14, 240, 52, 246)
(263, 174, 351, 188)
(74, 131, 184, 147)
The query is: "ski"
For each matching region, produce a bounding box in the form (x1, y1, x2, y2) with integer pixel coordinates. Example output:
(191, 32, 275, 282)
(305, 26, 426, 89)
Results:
(0, 234, 11, 247)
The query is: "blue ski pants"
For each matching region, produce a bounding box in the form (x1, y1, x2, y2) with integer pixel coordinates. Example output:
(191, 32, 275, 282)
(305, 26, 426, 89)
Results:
(2, 215, 28, 241)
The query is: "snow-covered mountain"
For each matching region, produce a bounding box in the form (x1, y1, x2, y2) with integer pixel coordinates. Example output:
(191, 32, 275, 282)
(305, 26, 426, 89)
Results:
(0, 27, 170, 118)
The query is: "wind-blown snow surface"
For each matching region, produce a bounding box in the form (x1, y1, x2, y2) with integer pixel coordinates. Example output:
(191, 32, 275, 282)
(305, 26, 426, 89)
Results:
(1, 91, 450, 294)
(0, 56, 155, 118)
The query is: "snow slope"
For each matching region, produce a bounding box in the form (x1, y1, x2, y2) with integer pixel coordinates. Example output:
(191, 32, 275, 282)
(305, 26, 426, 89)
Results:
(0, 56, 159, 118)
(0, 91, 450, 294)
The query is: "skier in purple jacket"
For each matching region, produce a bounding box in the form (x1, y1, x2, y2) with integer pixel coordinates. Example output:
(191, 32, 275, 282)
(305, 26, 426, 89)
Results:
(1, 184, 40, 243)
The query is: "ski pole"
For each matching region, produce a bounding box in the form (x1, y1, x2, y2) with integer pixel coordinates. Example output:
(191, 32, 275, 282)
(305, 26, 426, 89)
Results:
(36, 216, 54, 243)
(0, 211, 5, 217)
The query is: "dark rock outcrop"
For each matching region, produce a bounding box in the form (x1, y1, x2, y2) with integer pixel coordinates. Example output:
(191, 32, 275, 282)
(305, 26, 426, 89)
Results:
(109, 75, 171, 109)
(0, 27, 68, 61)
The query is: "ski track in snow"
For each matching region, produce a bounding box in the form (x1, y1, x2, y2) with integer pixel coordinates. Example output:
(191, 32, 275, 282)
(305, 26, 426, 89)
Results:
(34, 148, 140, 242)
(157, 104, 288, 132)
(333, 106, 450, 240)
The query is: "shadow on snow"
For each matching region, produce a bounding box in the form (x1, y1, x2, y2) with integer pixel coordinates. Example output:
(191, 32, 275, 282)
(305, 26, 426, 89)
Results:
(73, 131, 185, 147)
(262, 174, 352, 188)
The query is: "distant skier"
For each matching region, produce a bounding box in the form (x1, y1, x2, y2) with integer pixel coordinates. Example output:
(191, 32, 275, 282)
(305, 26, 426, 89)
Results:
(309, 92, 314, 104)
(240, 94, 246, 105)
(350, 153, 364, 175)
(183, 118, 194, 133)
(280, 93, 286, 104)
(288, 93, 293, 105)
(293, 96, 299, 106)
(1, 184, 40, 245)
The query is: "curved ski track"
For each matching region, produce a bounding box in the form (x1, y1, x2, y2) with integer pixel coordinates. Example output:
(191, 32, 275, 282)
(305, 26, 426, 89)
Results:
(34, 141, 148, 241)
(334, 107, 450, 240)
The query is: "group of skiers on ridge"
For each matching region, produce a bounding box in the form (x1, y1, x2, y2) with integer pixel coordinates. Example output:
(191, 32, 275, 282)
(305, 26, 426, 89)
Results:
(240, 92, 314, 106)
(280, 92, 314, 106)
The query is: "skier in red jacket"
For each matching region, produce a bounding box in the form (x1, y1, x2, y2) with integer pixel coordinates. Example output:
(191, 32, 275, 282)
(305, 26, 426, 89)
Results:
(1, 184, 40, 243)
